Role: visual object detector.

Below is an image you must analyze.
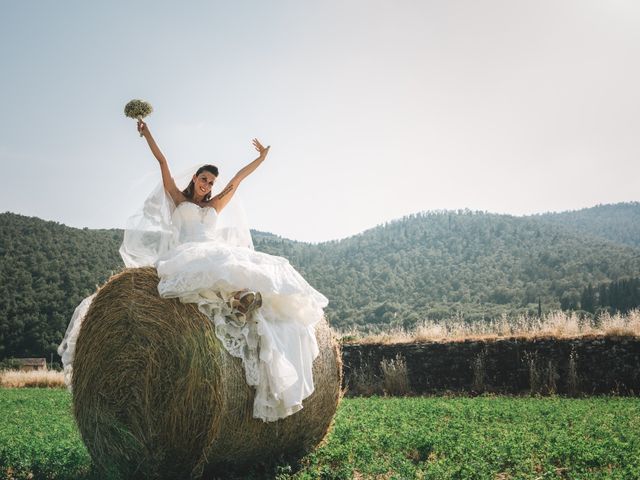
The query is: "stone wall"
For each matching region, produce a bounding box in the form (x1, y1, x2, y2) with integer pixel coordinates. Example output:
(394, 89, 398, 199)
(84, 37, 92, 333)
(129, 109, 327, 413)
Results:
(341, 335, 640, 396)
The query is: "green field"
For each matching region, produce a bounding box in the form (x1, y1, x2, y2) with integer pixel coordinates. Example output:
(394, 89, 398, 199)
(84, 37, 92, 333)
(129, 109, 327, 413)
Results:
(1, 390, 639, 479)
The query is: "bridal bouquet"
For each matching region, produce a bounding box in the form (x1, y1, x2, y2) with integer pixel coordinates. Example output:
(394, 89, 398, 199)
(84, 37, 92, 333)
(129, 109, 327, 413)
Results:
(124, 99, 153, 136)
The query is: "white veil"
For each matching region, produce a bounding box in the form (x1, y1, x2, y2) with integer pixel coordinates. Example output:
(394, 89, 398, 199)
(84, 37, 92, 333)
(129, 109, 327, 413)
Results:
(119, 163, 254, 268)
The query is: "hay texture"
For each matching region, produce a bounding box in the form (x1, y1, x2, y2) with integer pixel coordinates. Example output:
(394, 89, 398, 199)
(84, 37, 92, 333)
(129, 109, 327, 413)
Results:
(72, 267, 342, 479)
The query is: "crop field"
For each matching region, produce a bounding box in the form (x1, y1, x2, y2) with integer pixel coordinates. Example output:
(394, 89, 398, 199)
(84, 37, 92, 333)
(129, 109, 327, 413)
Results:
(1, 389, 639, 479)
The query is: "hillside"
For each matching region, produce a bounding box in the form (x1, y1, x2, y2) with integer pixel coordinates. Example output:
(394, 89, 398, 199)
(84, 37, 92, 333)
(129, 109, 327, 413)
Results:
(532, 202, 640, 248)
(0, 213, 122, 360)
(257, 209, 640, 329)
(1, 203, 640, 360)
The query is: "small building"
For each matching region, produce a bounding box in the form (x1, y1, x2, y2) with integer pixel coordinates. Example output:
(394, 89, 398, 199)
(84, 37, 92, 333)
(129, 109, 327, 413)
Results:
(15, 358, 47, 371)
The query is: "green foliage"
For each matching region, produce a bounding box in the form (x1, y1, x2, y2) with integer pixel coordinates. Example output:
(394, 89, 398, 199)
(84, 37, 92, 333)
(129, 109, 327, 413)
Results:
(255, 207, 640, 330)
(293, 396, 640, 479)
(0, 213, 123, 360)
(0, 389, 91, 480)
(534, 201, 640, 248)
(2, 203, 640, 360)
(1, 390, 639, 479)
(578, 277, 640, 314)
(0, 358, 21, 371)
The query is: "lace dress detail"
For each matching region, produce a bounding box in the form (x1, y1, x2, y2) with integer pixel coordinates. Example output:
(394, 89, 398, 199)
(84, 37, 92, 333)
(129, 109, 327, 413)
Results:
(181, 289, 262, 389)
(59, 201, 328, 422)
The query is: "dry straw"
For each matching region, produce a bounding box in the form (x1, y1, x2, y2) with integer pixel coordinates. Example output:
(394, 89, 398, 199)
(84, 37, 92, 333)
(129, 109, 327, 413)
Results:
(343, 309, 640, 345)
(72, 267, 342, 479)
(0, 369, 65, 388)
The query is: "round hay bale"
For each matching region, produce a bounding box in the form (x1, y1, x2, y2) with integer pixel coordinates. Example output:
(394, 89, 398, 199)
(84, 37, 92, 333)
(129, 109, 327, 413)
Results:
(72, 267, 342, 479)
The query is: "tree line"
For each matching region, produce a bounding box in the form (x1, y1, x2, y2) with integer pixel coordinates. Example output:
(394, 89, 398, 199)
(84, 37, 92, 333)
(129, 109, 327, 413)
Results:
(569, 277, 640, 314)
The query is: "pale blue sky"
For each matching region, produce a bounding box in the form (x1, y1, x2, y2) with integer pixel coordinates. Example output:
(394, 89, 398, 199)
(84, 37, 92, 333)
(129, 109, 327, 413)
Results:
(2, 0, 639, 242)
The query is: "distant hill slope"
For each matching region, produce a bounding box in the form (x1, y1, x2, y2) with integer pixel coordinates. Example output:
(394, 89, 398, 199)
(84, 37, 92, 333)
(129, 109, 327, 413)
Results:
(1, 203, 639, 360)
(532, 202, 640, 248)
(258, 209, 640, 330)
(0, 213, 122, 360)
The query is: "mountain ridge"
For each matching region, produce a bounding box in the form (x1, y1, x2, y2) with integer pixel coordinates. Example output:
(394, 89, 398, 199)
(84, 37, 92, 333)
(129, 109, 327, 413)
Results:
(5, 200, 639, 247)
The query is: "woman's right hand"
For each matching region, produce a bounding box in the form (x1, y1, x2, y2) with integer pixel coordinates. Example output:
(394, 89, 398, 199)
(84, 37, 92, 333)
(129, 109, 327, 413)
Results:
(137, 119, 149, 137)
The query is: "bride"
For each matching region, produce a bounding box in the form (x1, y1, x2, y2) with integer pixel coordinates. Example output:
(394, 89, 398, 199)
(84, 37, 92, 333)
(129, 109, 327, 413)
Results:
(58, 119, 329, 422)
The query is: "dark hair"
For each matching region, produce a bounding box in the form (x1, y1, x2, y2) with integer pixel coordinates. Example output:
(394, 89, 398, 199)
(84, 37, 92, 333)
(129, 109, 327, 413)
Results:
(182, 164, 219, 201)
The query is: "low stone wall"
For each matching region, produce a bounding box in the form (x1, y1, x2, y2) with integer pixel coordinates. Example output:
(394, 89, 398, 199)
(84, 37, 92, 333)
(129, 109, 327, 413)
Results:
(341, 335, 640, 396)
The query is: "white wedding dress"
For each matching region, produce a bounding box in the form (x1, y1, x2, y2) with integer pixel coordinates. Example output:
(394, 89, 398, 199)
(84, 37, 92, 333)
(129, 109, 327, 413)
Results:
(59, 200, 329, 422)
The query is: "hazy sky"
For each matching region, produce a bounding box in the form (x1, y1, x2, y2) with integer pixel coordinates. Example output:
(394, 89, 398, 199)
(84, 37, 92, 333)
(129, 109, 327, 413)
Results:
(1, 0, 639, 242)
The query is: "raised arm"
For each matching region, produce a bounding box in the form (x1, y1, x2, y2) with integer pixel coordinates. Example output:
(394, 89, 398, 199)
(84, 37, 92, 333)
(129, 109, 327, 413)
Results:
(210, 138, 270, 212)
(137, 120, 184, 205)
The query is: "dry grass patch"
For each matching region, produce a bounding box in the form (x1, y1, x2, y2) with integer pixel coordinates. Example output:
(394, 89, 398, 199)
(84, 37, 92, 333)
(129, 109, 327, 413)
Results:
(0, 369, 65, 388)
(380, 354, 411, 396)
(341, 309, 640, 345)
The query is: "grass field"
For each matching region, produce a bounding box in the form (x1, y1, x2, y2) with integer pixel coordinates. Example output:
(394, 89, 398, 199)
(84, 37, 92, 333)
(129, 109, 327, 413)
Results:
(1, 390, 639, 479)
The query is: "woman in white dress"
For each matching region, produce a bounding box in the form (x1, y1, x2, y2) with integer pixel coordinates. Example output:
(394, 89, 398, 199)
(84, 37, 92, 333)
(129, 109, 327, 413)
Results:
(58, 119, 329, 422)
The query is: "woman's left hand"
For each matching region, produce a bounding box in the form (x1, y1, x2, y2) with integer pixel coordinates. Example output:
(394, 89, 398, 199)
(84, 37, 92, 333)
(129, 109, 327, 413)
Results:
(252, 138, 270, 159)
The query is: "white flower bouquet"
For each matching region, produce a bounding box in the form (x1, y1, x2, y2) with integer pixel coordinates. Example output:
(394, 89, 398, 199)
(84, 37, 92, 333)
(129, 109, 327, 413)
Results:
(124, 99, 153, 136)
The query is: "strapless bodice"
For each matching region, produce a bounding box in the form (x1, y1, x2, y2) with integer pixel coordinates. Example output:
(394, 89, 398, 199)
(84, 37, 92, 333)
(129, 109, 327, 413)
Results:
(172, 202, 218, 244)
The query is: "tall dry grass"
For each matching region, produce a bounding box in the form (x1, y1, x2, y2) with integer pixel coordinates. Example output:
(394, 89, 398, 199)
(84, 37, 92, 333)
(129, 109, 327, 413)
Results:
(342, 309, 640, 345)
(0, 369, 65, 388)
(380, 354, 411, 396)
(347, 354, 412, 397)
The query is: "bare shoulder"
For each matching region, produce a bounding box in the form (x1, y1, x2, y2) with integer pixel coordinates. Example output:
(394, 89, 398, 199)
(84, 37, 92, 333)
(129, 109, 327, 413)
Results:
(208, 196, 224, 213)
(168, 189, 187, 206)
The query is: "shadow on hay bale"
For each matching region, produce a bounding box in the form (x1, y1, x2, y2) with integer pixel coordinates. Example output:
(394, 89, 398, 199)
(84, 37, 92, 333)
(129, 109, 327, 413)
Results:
(72, 267, 342, 479)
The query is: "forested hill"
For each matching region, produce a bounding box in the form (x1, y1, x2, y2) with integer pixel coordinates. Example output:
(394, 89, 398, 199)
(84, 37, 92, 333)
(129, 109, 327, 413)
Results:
(1, 203, 640, 360)
(532, 202, 640, 248)
(260, 208, 640, 330)
(0, 213, 122, 361)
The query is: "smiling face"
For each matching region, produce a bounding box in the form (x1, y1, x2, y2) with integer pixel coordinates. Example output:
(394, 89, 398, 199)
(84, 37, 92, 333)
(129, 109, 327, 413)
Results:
(193, 171, 216, 199)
